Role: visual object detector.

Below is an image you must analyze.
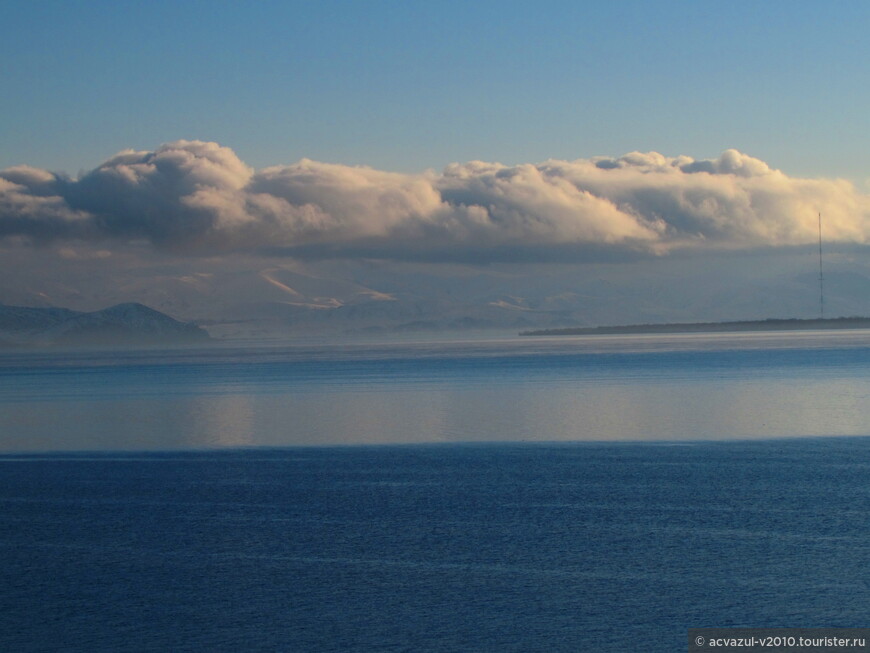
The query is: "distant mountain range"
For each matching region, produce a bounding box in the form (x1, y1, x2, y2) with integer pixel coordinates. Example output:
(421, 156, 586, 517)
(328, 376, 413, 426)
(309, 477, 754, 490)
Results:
(0, 302, 210, 348)
(5, 249, 870, 339)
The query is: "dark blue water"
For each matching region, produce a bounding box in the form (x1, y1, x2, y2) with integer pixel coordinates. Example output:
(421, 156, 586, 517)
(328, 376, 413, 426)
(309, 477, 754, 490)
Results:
(1, 440, 868, 652)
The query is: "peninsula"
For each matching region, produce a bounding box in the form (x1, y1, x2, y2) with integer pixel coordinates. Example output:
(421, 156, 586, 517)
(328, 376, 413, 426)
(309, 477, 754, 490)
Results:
(520, 317, 870, 337)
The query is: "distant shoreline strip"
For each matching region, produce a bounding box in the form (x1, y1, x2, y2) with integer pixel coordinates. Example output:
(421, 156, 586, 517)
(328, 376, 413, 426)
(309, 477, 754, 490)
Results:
(520, 317, 870, 336)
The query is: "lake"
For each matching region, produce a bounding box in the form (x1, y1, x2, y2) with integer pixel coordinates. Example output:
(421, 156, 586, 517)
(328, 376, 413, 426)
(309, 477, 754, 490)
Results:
(1, 331, 869, 651)
(3, 330, 870, 450)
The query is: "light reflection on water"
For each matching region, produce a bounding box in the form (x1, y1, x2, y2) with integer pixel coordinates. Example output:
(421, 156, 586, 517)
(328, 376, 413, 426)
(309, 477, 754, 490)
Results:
(2, 331, 870, 451)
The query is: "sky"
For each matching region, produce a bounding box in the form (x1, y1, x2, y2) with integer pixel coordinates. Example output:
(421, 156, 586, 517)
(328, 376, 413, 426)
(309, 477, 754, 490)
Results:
(4, 1, 869, 179)
(2, 1, 870, 332)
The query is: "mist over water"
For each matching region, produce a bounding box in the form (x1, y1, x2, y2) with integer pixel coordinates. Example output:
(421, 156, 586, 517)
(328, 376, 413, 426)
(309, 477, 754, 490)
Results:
(2, 330, 870, 450)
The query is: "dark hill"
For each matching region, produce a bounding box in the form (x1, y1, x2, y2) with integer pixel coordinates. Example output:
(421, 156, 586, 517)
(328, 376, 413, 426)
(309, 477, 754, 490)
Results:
(0, 302, 210, 347)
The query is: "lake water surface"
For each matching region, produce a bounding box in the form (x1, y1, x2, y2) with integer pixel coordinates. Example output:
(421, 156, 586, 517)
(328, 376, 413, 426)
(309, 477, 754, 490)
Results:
(3, 330, 870, 450)
(1, 332, 869, 651)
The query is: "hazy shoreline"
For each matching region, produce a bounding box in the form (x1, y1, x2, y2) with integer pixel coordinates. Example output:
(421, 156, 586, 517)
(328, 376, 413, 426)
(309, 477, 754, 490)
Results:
(520, 317, 870, 336)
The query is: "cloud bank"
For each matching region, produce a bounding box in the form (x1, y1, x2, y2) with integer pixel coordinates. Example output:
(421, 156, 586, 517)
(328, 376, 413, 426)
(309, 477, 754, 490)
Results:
(1, 140, 867, 262)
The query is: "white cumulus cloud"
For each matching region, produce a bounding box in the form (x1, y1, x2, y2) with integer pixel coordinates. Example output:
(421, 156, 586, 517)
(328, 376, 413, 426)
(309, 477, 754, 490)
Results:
(1, 141, 868, 261)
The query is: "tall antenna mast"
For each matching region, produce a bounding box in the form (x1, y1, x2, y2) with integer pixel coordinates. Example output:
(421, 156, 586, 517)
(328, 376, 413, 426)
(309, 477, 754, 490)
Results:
(818, 211, 824, 319)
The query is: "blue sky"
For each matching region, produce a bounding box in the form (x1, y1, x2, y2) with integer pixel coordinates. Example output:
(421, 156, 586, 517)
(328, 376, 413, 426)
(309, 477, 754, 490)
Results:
(3, 0, 869, 181)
